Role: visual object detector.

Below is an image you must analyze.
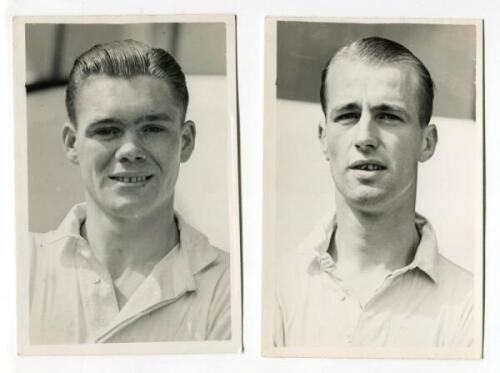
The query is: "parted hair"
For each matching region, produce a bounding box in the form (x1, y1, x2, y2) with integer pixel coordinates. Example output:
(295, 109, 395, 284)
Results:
(65, 39, 189, 125)
(320, 36, 435, 127)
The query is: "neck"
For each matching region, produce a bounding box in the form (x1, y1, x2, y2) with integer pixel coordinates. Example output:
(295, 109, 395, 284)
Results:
(332, 192, 420, 274)
(82, 198, 179, 280)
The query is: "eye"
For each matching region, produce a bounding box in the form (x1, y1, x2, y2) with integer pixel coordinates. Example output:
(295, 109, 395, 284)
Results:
(142, 124, 167, 134)
(333, 112, 360, 124)
(91, 126, 122, 139)
(377, 113, 403, 122)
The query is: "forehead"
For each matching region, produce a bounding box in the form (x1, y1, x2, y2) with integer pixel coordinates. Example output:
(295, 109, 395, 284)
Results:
(74, 75, 182, 124)
(325, 58, 420, 112)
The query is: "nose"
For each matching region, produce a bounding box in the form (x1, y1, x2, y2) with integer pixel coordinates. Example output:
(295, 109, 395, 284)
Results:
(115, 134, 146, 163)
(354, 113, 379, 152)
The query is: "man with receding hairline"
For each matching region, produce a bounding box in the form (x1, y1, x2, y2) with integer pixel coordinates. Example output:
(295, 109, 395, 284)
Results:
(29, 40, 231, 344)
(274, 37, 473, 348)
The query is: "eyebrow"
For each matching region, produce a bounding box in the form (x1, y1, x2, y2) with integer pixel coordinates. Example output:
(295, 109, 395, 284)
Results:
(133, 113, 174, 125)
(329, 103, 361, 121)
(331, 102, 361, 113)
(86, 113, 175, 130)
(370, 104, 410, 120)
(330, 102, 410, 120)
(87, 118, 123, 128)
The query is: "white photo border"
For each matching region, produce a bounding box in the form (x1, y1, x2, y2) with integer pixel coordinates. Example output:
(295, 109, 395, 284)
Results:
(262, 16, 484, 359)
(14, 14, 242, 356)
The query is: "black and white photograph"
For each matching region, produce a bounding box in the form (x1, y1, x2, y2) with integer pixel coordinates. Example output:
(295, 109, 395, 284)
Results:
(262, 18, 483, 359)
(14, 15, 241, 355)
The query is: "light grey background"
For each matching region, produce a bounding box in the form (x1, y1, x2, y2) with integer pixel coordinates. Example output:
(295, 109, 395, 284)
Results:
(25, 23, 231, 251)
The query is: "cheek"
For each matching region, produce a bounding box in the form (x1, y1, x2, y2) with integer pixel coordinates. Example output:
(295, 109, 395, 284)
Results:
(147, 137, 182, 165)
(326, 132, 346, 161)
(390, 138, 421, 170)
(77, 142, 114, 174)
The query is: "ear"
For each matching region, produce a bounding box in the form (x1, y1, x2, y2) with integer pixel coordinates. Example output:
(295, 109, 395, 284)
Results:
(180, 120, 196, 163)
(419, 124, 438, 163)
(62, 122, 79, 165)
(318, 120, 329, 161)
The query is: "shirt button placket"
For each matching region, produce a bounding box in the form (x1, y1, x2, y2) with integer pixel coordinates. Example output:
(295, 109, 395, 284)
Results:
(77, 243, 118, 338)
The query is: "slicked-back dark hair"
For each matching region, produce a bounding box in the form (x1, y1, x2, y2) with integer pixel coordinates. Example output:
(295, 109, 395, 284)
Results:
(65, 39, 189, 125)
(320, 37, 435, 127)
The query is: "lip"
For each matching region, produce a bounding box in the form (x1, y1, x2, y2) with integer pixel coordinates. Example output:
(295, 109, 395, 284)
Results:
(348, 160, 388, 171)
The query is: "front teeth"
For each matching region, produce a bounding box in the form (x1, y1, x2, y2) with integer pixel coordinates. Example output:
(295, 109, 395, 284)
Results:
(115, 176, 148, 183)
(358, 164, 383, 171)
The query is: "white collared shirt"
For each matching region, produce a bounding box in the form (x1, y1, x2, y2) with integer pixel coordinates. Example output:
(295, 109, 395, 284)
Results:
(29, 204, 231, 344)
(274, 213, 474, 348)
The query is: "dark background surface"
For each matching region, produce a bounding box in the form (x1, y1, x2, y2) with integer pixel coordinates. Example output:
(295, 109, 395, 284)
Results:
(277, 22, 477, 120)
(25, 23, 226, 91)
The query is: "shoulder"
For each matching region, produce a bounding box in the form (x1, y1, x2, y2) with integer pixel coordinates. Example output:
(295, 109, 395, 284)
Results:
(176, 214, 230, 281)
(29, 230, 72, 265)
(277, 215, 334, 277)
(29, 231, 79, 295)
(30, 203, 85, 256)
(209, 245, 230, 269)
(30, 229, 66, 249)
(416, 214, 474, 303)
(433, 255, 476, 346)
(201, 245, 230, 287)
(275, 219, 330, 305)
(275, 249, 313, 286)
(29, 204, 86, 275)
(436, 254, 474, 300)
(181, 225, 231, 319)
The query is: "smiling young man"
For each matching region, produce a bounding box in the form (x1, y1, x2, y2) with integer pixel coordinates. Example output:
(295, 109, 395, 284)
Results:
(274, 37, 474, 349)
(29, 40, 231, 344)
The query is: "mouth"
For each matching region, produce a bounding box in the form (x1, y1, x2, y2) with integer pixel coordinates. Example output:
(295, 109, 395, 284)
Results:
(349, 161, 387, 171)
(109, 175, 154, 184)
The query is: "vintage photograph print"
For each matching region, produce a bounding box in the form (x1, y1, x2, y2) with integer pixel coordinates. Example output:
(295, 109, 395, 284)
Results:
(262, 17, 483, 359)
(14, 15, 241, 355)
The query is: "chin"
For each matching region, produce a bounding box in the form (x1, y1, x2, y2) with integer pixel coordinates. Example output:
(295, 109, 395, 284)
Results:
(98, 197, 160, 220)
(343, 188, 389, 212)
(107, 205, 151, 220)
